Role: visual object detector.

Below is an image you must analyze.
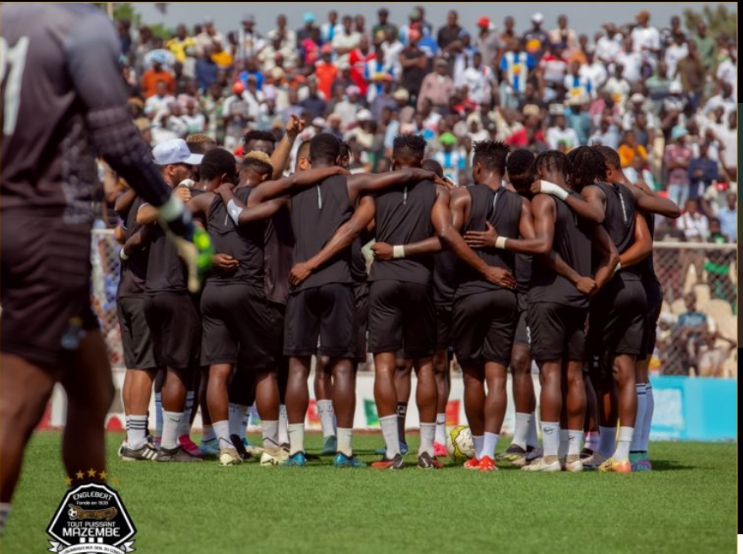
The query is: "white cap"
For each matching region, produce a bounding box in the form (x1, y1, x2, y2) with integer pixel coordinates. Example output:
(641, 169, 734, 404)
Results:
(311, 117, 327, 128)
(357, 109, 373, 121)
(669, 81, 683, 94)
(152, 139, 203, 166)
(531, 12, 544, 23)
(630, 92, 646, 103)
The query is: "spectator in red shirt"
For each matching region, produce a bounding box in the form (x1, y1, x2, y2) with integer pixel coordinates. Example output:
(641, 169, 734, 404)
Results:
(349, 35, 375, 96)
(315, 45, 338, 100)
(141, 53, 175, 98)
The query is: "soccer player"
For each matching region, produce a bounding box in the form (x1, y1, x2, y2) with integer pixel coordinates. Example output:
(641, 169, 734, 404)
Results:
(187, 149, 296, 465)
(482, 150, 618, 472)
(443, 141, 527, 471)
(1, 3, 210, 526)
(595, 145, 681, 470)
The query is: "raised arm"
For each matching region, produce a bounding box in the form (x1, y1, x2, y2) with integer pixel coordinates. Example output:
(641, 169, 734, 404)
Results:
(624, 182, 681, 219)
(289, 195, 376, 286)
(433, 187, 516, 289)
(215, 183, 290, 226)
(250, 166, 348, 204)
(618, 212, 652, 270)
(532, 180, 606, 224)
(268, 115, 305, 179)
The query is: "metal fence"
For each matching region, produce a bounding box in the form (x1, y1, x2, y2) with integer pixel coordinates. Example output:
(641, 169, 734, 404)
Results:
(91, 230, 737, 378)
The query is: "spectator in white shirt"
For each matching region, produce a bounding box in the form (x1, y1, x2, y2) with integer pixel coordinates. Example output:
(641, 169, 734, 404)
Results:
(332, 15, 362, 66)
(144, 81, 176, 118)
(548, 15, 578, 50)
(267, 14, 296, 50)
(195, 18, 227, 58)
(381, 29, 405, 79)
(631, 10, 661, 57)
(460, 51, 495, 105)
(677, 198, 709, 241)
(703, 82, 737, 119)
(623, 93, 656, 131)
(716, 52, 737, 90)
(595, 24, 622, 64)
(665, 33, 689, 79)
(581, 50, 608, 91)
(321, 10, 343, 44)
(615, 36, 644, 84)
(624, 153, 657, 190)
(546, 113, 580, 151)
(603, 64, 632, 107)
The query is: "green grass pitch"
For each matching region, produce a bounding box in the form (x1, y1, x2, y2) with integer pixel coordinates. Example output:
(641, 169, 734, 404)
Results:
(1, 432, 736, 554)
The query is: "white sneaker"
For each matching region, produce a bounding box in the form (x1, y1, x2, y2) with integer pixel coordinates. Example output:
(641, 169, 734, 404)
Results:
(218, 446, 243, 466)
(582, 452, 608, 470)
(521, 458, 561, 472)
(260, 447, 289, 466)
(563, 458, 583, 473)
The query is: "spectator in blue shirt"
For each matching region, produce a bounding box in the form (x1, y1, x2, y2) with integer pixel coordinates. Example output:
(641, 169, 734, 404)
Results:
(688, 142, 719, 200)
(195, 46, 219, 92)
(716, 192, 737, 242)
(678, 291, 709, 359)
(238, 57, 264, 90)
(566, 99, 591, 145)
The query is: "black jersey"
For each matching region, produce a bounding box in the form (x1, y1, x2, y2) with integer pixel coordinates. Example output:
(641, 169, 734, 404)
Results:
(529, 195, 592, 308)
(206, 187, 265, 287)
(595, 182, 641, 282)
(515, 253, 532, 311)
(369, 180, 437, 285)
(433, 251, 457, 305)
(117, 196, 150, 298)
(457, 185, 522, 297)
(290, 174, 353, 291)
(263, 206, 295, 304)
(350, 238, 368, 283)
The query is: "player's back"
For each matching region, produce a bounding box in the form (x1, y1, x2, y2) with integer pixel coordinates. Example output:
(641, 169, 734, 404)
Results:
(370, 179, 437, 284)
(594, 181, 641, 281)
(1, 4, 116, 221)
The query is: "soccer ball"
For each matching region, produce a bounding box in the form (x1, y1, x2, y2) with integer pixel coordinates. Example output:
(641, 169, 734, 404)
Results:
(447, 425, 475, 462)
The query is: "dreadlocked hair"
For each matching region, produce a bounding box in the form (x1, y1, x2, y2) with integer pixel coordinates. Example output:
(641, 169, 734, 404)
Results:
(392, 134, 427, 159)
(472, 140, 510, 173)
(593, 145, 621, 171)
(535, 150, 572, 181)
(567, 146, 607, 190)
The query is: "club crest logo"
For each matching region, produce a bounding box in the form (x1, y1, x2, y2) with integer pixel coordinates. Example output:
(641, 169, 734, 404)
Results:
(47, 482, 136, 554)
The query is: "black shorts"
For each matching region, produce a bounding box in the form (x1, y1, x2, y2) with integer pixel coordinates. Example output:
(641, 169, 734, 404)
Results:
(528, 302, 587, 362)
(453, 289, 518, 365)
(200, 283, 278, 370)
(354, 282, 369, 362)
(0, 213, 99, 369)
(285, 283, 356, 358)
(587, 278, 648, 363)
(435, 302, 454, 351)
(640, 277, 663, 359)
(514, 309, 531, 348)
(368, 280, 436, 358)
(144, 293, 201, 371)
(117, 295, 157, 370)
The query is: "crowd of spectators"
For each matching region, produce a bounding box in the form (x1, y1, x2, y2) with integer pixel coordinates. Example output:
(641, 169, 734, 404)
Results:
(113, 8, 737, 242)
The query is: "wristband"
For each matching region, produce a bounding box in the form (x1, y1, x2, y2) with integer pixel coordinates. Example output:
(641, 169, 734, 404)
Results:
(393, 245, 406, 259)
(227, 199, 244, 225)
(615, 261, 622, 273)
(540, 180, 569, 201)
(158, 194, 185, 222)
(119, 249, 129, 261)
(495, 236, 507, 249)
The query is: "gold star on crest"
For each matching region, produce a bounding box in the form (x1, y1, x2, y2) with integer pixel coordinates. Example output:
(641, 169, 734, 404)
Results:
(65, 476, 73, 486)
(76, 471, 85, 480)
(87, 468, 97, 478)
(99, 471, 108, 480)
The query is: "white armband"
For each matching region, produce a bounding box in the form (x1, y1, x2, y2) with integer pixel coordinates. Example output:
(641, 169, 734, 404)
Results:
(615, 261, 622, 273)
(393, 245, 406, 259)
(227, 199, 244, 225)
(495, 236, 508, 249)
(540, 180, 569, 201)
(119, 248, 129, 261)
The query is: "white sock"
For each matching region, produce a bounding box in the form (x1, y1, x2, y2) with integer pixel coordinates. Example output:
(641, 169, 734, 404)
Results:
(317, 400, 336, 439)
(598, 426, 617, 458)
(641, 384, 654, 452)
(513, 412, 532, 449)
(161, 411, 182, 450)
(527, 412, 539, 448)
(178, 391, 195, 437)
(631, 384, 648, 452)
(435, 413, 447, 444)
(212, 420, 231, 448)
(419, 422, 436, 457)
(241, 406, 251, 442)
(337, 428, 353, 456)
(558, 429, 569, 459)
(379, 415, 400, 458)
(584, 431, 600, 452)
(279, 404, 289, 445)
(541, 421, 560, 459)
(154, 393, 163, 440)
(614, 426, 634, 460)
(482, 432, 499, 460)
(288, 423, 305, 455)
(0, 503, 11, 531)
(472, 435, 484, 460)
(126, 415, 148, 449)
(262, 420, 279, 449)
(228, 403, 248, 438)
(202, 424, 216, 443)
(567, 430, 583, 459)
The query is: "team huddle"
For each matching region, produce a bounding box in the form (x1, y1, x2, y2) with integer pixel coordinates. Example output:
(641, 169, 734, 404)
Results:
(116, 122, 681, 473)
